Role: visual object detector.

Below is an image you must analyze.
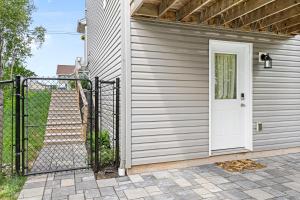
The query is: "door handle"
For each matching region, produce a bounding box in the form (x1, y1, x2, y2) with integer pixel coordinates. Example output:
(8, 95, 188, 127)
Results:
(241, 93, 245, 100)
(241, 103, 246, 107)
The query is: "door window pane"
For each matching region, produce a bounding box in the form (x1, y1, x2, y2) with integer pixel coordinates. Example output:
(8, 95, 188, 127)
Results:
(215, 53, 237, 99)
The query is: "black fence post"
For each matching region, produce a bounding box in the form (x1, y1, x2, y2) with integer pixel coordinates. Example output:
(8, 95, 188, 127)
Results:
(94, 77, 99, 172)
(15, 75, 21, 175)
(21, 79, 25, 175)
(115, 78, 120, 168)
(89, 83, 93, 167)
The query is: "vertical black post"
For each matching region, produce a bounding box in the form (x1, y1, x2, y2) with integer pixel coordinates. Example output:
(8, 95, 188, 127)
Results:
(15, 76, 21, 175)
(21, 79, 25, 175)
(89, 82, 93, 167)
(94, 77, 99, 172)
(115, 78, 120, 167)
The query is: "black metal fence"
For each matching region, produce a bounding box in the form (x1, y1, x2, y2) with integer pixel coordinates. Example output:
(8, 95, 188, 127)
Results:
(0, 75, 120, 176)
(94, 77, 120, 172)
(0, 79, 15, 175)
(21, 77, 93, 175)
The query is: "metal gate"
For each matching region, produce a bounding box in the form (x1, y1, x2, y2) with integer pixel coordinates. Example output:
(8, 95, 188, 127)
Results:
(21, 77, 93, 175)
(0, 79, 15, 175)
(94, 77, 120, 172)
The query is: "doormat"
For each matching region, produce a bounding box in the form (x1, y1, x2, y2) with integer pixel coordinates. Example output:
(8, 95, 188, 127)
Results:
(216, 159, 266, 172)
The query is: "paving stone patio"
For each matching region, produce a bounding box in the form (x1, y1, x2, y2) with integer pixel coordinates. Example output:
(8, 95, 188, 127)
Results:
(18, 152, 300, 200)
(30, 143, 88, 174)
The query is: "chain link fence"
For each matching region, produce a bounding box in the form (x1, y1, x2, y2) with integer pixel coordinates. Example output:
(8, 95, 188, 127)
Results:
(0, 80, 15, 175)
(22, 78, 93, 175)
(95, 78, 120, 171)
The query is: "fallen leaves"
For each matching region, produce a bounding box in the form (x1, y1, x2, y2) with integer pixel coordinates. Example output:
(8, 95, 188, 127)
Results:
(216, 159, 266, 172)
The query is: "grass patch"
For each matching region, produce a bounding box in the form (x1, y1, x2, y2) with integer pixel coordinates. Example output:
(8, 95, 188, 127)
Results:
(2, 89, 51, 171)
(0, 174, 26, 200)
(100, 130, 114, 168)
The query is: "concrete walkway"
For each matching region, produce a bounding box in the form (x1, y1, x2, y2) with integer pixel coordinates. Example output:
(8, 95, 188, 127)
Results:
(18, 152, 300, 200)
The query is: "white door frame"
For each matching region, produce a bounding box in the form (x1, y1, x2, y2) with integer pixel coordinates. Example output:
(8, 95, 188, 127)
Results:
(209, 40, 253, 156)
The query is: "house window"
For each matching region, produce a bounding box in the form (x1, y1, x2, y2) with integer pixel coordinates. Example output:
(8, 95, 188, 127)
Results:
(215, 53, 237, 99)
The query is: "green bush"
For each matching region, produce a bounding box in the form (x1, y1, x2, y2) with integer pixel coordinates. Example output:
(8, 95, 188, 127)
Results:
(100, 130, 114, 167)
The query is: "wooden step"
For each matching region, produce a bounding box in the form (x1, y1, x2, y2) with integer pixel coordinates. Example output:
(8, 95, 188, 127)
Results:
(47, 121, 82, 126)
(46, 127, 82, 133)
(45, 132, 83, 141)
(44, 138, 84, 145)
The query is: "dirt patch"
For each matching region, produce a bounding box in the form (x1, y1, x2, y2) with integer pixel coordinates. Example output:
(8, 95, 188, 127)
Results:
(96, 167, 118, 179)
(216, 159, 266, 172)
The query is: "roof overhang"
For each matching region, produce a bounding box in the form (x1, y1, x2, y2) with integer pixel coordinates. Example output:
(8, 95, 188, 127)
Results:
(130, 0, 300, 36)
(77, 18, 87, 33)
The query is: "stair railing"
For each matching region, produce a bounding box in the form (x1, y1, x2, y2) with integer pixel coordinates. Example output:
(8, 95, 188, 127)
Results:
(74, 69, 89, 141)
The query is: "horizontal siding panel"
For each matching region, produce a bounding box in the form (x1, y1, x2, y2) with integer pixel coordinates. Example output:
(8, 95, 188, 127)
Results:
(132, 87, 208, 94)
(254, 141, 300, 152)
(132, 119, 208, 129)
(132, 65, 209, 74)
(132, 58, 208, 68)
(132, 113, 208, 122)
(132, 80, 208, 87)
(254, 132, 300, 140)
(132, 107, 208, 115)
(132, 43, 208, 54)
(132, 101, 208, 108)
(132, 151, 209, 165)
(132, 94, 208, 101)
(132, 133, 207, 144)
(132, 139, 209, 151)
(132, 126, 208, 136)
(132, 146, 208, 159)
(132, 72, 208, 81)
(254, 115, 300, 122)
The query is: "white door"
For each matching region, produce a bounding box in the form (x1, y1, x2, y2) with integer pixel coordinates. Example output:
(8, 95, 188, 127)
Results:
(210, 40, 252, 151)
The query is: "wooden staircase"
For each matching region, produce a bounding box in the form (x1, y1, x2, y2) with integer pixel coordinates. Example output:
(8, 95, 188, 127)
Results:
(44, 90, 84, 145)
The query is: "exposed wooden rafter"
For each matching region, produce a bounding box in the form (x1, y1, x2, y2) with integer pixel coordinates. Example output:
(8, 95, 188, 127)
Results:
(282, 24, 300, 34)
(250, 5, 300, 30)
(199, 0, 244, 23)
(130, 0, 300, 35)
(135, 3, 158, 17)
(131, 0, 145, 15)
(176, 0, 213, 21)
(209, 0, 275, 25)
(159, 0, 178, 17)
(230, 0, 300, 28)
(270, 15, 300, 31)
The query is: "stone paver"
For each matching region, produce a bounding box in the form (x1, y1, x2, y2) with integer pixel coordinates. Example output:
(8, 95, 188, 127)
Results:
(18, 152, 300, 199)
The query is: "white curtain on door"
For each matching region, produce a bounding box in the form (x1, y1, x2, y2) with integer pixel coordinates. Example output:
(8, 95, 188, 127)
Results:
(215, 53, 237, 99)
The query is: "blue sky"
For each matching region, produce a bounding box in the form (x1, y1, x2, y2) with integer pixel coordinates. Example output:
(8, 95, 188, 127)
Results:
(27, 0, 85, 76)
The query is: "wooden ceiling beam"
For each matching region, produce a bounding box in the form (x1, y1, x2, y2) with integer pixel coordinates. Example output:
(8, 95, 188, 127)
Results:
(176, 0, 213, 21)
(159, 0, 178, 17)
(269, 15, 300, 31)
(250, 5, 300, 30)
(208, 0, 275, 25)
(131, 0, 146, 15)
(135, 3, 159, 17)
(231, 0, 300, 28)
(199, 0, 244, 23)
(283, 24, 300, 34)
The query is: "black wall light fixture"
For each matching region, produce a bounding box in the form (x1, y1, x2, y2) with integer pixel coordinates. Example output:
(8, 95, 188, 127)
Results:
(260, 53, 272, 69)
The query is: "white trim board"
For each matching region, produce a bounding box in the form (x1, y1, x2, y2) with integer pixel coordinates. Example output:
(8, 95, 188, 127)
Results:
(209, 40, 253, 156)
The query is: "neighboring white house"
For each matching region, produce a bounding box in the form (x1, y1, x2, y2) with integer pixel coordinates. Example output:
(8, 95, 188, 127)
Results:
(80, 0, 300, 174)
(56, 65, 75, 89)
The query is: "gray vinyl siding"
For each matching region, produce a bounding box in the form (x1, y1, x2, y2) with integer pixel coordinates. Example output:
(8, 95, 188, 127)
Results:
(130, 19, 300, 166)
(86, 0, 122, 82)
(86, 0, 122, 143)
